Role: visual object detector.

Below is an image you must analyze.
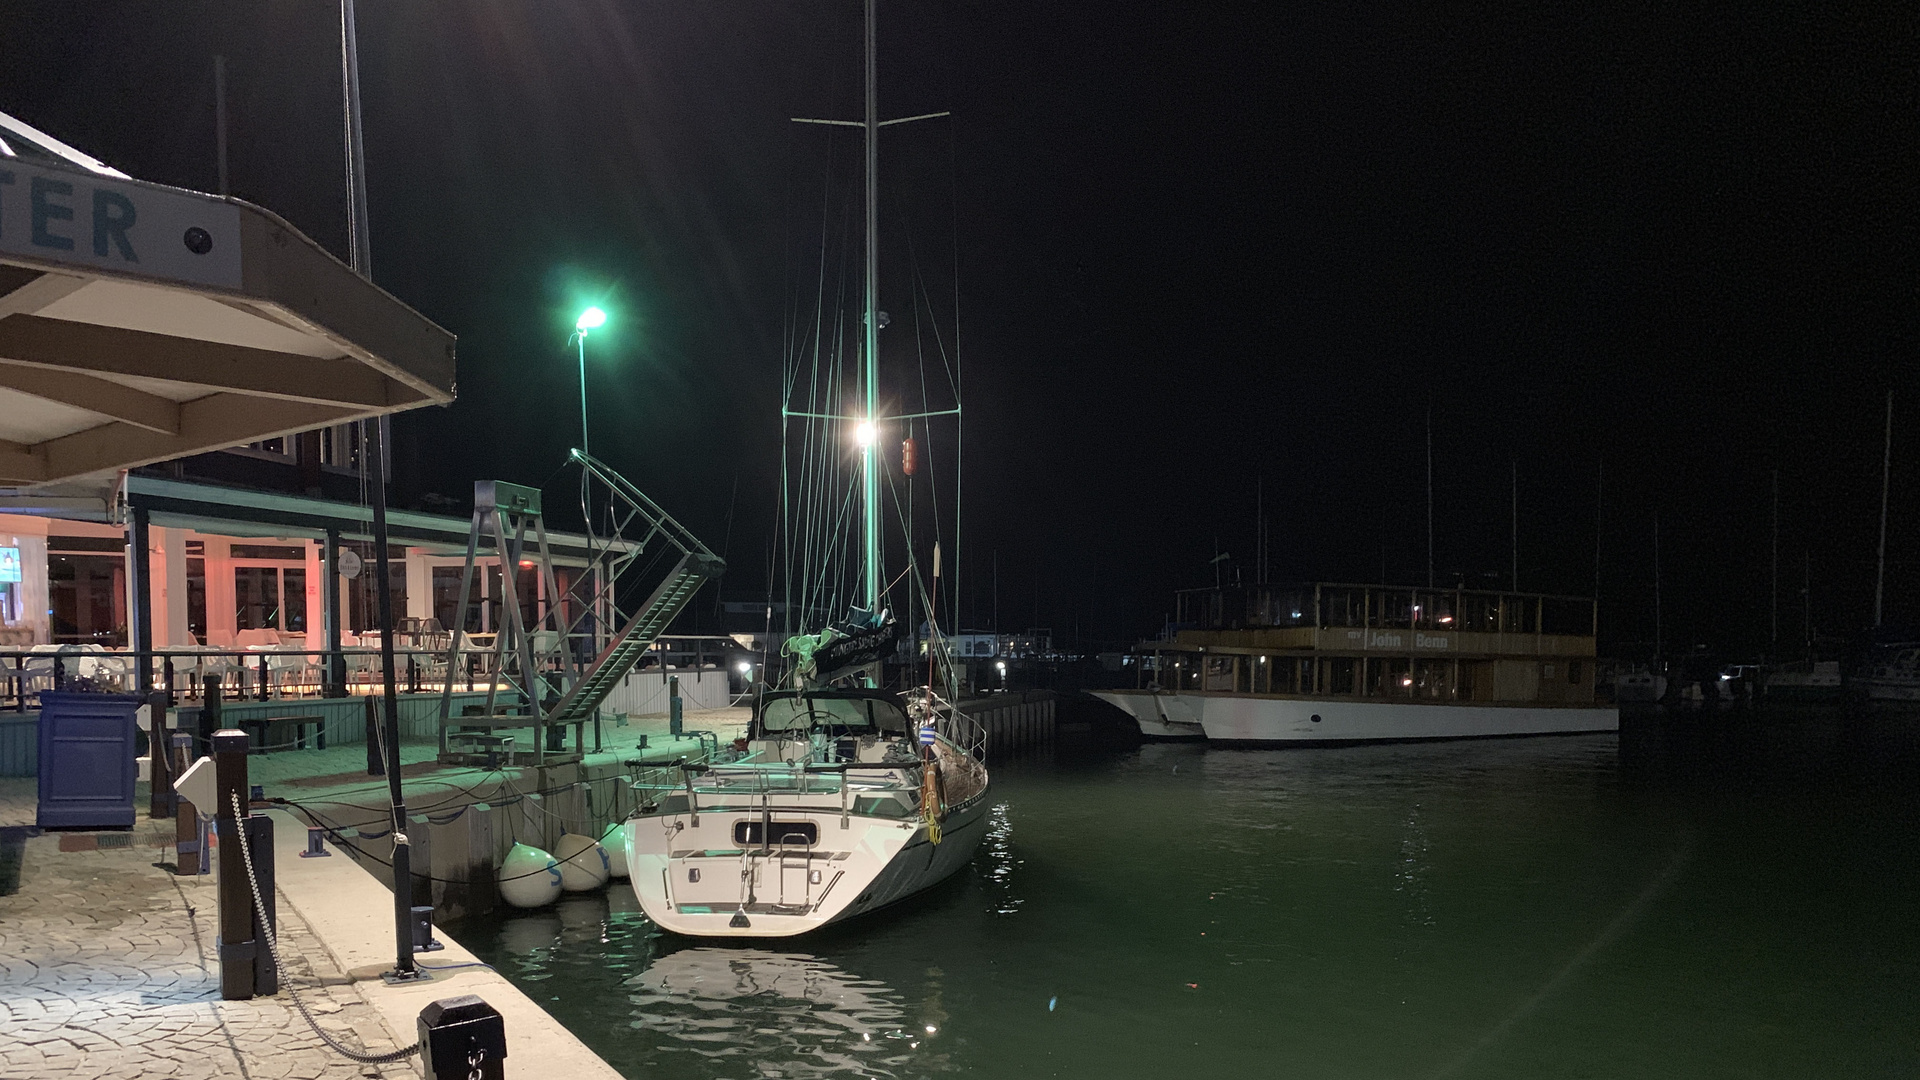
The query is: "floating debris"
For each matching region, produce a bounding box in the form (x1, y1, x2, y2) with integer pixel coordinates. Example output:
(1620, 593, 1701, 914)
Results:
(1048, 996, 1057, 1012)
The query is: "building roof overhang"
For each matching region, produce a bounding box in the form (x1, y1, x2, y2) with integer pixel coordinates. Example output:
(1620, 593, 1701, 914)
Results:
(120, 475, 627, 565)
(0, 111, 455, 487)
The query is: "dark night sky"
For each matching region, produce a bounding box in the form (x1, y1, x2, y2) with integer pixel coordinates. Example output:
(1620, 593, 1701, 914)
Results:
(3, 1, 1915, 656)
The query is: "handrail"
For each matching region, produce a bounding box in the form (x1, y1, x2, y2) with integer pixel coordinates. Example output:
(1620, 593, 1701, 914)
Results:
(572, 449, 720, 561)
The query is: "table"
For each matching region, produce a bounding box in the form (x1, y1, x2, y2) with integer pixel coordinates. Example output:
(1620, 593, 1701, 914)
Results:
(233, 714, 326, 752)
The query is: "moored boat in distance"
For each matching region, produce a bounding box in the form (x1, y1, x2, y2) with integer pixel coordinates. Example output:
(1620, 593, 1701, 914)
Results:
(1853, 641, 1920, 704)
(1095, 582, 1618, 744)
(1764, 660, 1842, 702)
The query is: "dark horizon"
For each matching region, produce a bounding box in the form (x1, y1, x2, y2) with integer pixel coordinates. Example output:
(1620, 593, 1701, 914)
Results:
(3, 1, 1914, 658)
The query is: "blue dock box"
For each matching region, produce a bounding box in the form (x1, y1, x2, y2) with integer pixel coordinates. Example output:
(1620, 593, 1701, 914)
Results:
(36, 692, 142, 829)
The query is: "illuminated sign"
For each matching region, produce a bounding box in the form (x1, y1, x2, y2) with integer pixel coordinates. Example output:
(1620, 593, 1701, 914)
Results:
(0, 546, 19, 583)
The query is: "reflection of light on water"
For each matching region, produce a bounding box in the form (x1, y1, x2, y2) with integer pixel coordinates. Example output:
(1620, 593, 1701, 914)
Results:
(980, 802, 1023, 915)
(1395, 803, 1434, 927)
(629, 948, 947, 1079)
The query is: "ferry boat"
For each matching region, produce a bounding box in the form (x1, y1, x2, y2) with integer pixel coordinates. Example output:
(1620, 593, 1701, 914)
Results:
(1095, 582, 1619, 744)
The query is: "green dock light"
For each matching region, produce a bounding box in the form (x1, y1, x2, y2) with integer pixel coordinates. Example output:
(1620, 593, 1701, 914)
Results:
(576, 306, 607, 331)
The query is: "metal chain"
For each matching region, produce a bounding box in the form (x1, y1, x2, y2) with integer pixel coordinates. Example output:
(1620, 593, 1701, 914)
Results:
(230, 792, 421, 1065)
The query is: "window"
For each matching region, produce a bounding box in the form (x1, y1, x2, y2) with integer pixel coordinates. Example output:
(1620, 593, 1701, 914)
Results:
(234, 566, 281, 631)
(1569, 660, 1583, 685)
(187, 558, 207, 639)
(235, 565, 307, 633)
(49, 535, 124, 553)
(230, 544, 306, 561)
(319, 424, 363, 470)
(50, 553, 126, 646)
(734, 821, 819, 847)
(239, 437, 292, 458)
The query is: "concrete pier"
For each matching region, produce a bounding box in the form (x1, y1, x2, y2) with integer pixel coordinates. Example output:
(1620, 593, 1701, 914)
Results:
(0, 777, 622, 1080)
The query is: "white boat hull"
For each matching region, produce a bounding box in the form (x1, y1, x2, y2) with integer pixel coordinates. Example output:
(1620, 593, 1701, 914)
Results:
(1857, 680, 1920, 703)
(626, 793, 990, 937)
(1090, 690, 1204, 739)
(1098, 690, 1617, 743)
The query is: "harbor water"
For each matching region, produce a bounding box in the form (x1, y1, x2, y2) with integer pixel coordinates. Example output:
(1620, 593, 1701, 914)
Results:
(455, 711, 1920, 1078)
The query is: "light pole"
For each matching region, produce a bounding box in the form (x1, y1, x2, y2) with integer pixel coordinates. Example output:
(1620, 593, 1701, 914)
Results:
(573, 306, 606, 459)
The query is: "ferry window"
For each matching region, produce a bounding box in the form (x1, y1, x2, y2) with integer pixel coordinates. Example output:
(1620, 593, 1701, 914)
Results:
(1320, 589, 1363, 628)
(1328, 657, 1356, 695)
(1503, 597, 1538, 634)
(1460, 594, 1499, 632)
(1415, 660, 1451, 698)
(1205, 656, 1234, 691)
(1569, 661, 1583, 685)
(1415, 592, 1454, 630)
(1256, 589, 1312, 627)
(1371, 590, 1414, 629)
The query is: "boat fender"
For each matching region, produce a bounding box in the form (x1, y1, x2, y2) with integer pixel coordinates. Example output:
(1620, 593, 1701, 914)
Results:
(600, 822, 629, 879)
(554, 833, 612, 892)
(499, 843, 562, 909)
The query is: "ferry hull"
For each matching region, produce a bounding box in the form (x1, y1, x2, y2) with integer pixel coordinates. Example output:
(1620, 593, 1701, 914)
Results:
(1090, 690, 1204, 739)
(1098, 690, 1617, 743)
(626, 793, 990, 938)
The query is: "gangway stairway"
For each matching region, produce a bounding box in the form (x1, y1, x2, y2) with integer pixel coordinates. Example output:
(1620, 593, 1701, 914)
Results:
(544, 551, 725, 728)
(436, 454, 724, 764)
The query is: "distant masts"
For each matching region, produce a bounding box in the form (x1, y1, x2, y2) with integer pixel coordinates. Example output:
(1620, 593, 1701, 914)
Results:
(1875, 390, 1892, 627)
(1653, 512, 1662, 661)
(1426, 408, 1434, 589)
(1510, 461, 1519, 592)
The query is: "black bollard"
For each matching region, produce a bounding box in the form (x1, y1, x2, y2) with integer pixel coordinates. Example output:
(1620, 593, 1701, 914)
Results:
(147, 691, 173, 820)
(418, 996, 507, 1080)
(213, 728, 257, 1000)
(243, 814, 278, 995)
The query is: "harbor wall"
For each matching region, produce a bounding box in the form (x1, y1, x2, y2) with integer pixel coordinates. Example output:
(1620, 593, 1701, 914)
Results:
(960, 689, 1057, 757)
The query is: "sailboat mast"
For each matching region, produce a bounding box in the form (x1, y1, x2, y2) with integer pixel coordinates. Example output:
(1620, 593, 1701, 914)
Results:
(862, 0, 881, 612)
(1874, 389, 1890, 628)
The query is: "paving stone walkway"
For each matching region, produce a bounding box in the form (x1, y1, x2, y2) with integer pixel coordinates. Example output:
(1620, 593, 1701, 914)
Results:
(0, 795, 415, 1080)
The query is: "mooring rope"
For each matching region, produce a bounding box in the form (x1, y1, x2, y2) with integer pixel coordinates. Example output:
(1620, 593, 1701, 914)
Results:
(230, 792, 421, 1064)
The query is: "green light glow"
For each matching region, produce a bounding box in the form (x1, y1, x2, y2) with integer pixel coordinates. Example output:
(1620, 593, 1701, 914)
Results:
(576, 306, 607, 331)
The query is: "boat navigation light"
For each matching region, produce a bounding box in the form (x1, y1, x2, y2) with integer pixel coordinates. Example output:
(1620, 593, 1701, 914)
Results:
(855, 420, 877, 447)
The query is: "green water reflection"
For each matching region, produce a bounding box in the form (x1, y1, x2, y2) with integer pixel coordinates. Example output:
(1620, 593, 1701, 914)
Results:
(456, 716, 1920, 1078)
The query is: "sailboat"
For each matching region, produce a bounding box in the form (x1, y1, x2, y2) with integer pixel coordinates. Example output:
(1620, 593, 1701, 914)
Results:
(623, 0, 990, 937)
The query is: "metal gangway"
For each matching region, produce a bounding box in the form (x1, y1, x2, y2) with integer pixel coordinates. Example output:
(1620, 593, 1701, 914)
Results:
(435, 455, 724, 764)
